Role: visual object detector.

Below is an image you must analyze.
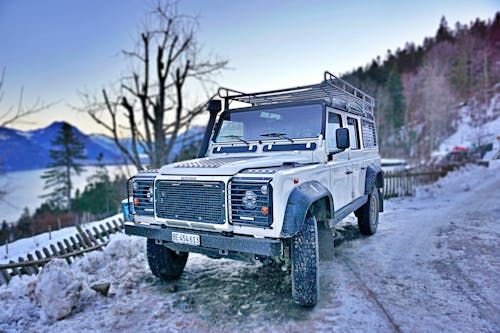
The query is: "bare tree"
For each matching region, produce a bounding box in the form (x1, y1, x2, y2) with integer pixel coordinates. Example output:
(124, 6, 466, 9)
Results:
(414, 48, 457, 158)
(0, 67, 54, 128)
(80, 2, 227, 170)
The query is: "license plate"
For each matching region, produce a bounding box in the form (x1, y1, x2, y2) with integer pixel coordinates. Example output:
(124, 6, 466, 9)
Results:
(171, 232, 200, 246)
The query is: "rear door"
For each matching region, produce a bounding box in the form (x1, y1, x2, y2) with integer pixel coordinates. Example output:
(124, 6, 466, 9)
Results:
(346, 116, 363, 200)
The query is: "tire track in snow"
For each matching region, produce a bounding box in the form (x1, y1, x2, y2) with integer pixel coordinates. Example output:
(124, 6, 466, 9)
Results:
(337, 255, 403, 333)
(430, 175, 500, 329)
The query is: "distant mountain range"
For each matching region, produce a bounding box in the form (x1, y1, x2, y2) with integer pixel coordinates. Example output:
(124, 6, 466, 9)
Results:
(0, 121, 204, 172)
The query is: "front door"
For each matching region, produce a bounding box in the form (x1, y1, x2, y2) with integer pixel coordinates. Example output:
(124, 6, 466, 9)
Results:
(326, 110, 352, 210)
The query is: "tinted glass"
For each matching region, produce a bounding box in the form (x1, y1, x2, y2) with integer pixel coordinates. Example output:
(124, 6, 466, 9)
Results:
(327, 112, 342, 151)
(347, 117, 360, 150)
(361, 119, 377, 148)
(215, 104, 323, 142)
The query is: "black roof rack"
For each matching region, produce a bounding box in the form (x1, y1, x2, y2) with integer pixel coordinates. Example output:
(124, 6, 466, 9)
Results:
(218, 71, 375, 117)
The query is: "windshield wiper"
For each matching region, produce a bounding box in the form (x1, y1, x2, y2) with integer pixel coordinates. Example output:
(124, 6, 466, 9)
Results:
(220, 135, 250, 146)
(260, 132, 294, 143)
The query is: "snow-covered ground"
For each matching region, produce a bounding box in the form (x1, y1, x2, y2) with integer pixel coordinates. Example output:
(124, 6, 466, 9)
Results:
(1, 214, 122, 264)
(1, 163, 499, 332)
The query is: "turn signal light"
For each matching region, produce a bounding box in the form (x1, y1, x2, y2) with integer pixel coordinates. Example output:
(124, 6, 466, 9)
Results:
(133, 198, 140, 206)
(293, 178, 299, 184)
(261, 206, 269, 216)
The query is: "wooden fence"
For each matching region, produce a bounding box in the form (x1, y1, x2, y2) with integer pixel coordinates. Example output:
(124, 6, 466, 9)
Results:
(0, 170, 447, 285)
(0, 218, 124, 286)
(383, 169, 445, 198)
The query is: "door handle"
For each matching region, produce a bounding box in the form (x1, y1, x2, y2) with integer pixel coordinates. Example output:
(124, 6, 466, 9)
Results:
(346, 170, 353, 175)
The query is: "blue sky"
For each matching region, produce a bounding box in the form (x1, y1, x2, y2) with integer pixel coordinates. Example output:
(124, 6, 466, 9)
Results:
(0, 0, 497, 134)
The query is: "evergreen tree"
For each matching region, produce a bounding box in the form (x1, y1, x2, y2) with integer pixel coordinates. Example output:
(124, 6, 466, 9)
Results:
(385, 71, 406, 130)
(436, 16, 454, 43)
(87, 153, 110, 185)
(15, 207, 32, 239)
(41, 122, 86, 212)
(173, 139, 203, 162)
(0, 220, 9, 243)
(74, 153, 113, 216)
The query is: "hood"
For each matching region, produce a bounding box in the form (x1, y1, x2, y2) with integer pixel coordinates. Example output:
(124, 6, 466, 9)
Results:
(159, 153, 313, 176)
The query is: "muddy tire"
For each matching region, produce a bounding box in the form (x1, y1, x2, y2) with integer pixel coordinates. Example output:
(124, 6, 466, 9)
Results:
(291, 212, 319, 307)
(146, 239, 188, 280)
(355, 189, 379, 235)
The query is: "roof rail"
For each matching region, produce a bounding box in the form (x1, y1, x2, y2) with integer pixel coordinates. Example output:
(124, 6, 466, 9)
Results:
(217, 71, 375, 116)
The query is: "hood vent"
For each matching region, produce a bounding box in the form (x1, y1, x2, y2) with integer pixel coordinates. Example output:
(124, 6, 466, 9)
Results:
(174, 157, 256, 168)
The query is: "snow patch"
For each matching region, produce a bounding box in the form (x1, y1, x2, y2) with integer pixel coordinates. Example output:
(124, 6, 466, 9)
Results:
(439, 93, 500, 154)
(35, 259, 83, 321)
(15, 130, 33, 140)
(1, 214, 122, 264)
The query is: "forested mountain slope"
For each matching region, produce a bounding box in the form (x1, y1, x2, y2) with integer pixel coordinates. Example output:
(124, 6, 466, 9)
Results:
(342, 14, 500, 160)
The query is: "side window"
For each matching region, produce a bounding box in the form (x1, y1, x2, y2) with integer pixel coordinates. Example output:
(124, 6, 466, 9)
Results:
(327, 112, 342, 151)
(346, 117, 360, 150)
(361, 119, 377, 148)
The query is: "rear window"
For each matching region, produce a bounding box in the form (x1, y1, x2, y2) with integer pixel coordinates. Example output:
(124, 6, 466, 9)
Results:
(361, 119, 377, 148)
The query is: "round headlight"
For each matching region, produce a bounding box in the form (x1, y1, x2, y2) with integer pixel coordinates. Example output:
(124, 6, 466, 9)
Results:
(260, 185, 268, 195)
(242, 190, 257, 210)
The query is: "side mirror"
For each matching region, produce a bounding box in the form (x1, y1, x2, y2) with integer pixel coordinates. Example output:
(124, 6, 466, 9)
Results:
(207, 99, 222, 113)
(336, 128, 350, 150)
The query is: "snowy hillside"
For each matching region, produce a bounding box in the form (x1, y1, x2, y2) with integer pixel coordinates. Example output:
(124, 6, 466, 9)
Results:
(1, 162, 499, 332)
(439, 92, 500, 156)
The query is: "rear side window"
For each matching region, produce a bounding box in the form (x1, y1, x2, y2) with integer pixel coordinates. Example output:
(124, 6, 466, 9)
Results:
(361, 119, 377, 148)
(347, 117, 360, 150)
(327, 112, 342, 151)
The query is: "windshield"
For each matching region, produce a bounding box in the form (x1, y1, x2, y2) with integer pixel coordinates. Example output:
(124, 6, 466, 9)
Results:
(215, 104, 323, 143)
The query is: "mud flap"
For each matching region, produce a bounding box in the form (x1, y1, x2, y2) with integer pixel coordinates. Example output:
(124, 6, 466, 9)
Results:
(366, 165, 384, 212)
(317, 220, 335, 261)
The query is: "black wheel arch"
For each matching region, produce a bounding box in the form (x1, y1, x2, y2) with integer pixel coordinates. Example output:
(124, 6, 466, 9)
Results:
(281, 181, 333, 238)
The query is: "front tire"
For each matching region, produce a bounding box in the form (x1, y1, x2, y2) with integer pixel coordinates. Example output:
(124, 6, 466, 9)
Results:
(291, 212, 319, 307)
(146, 239, 188, 280)
(355, 189, 380, 235)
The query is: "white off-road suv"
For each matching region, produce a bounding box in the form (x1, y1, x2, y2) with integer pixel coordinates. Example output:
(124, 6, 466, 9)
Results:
(124, 71, 384, 307)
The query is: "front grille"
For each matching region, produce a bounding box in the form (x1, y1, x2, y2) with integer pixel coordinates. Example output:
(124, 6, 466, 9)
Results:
(229, 179, 272, 227)
(155, 181, 225, 224)
(130, 176, 155, 216)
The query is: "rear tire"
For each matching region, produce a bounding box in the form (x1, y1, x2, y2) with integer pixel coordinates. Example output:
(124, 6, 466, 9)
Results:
(146, 239, 188, 280)
(355, 189, 379, 235)
(291, 212, 319, 307)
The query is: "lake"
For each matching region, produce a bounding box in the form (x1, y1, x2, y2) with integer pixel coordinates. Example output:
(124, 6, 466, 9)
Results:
(0, 165, 135, 223)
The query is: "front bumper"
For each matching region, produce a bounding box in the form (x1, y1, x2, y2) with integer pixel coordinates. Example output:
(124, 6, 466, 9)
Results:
(124, 222, 283, 257)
